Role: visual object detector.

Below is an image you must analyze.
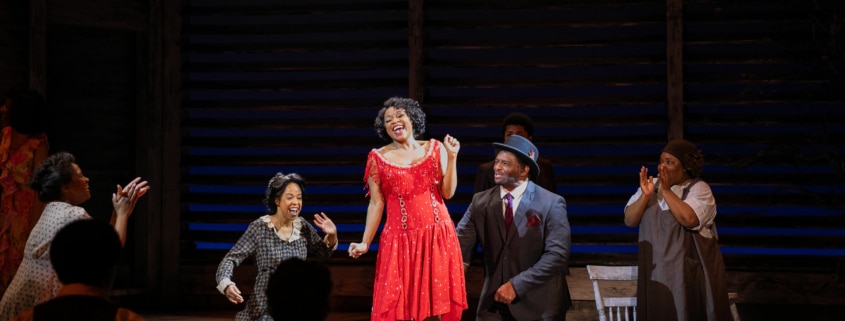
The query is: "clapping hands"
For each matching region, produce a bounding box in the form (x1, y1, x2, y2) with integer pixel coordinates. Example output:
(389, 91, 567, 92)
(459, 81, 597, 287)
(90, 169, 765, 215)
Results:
(111, 177, 150, 216)
(638, 166, 654, 197)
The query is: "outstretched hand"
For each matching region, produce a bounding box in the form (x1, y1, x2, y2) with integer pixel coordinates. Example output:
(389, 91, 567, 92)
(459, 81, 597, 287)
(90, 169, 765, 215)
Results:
(348, 242, 368, 259)
(225, 284, 244, 304)
(313, 212, 336, 235)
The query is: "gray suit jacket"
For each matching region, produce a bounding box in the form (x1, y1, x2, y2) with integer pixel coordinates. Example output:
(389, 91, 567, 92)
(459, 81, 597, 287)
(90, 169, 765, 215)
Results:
(456, 181, 572, 320)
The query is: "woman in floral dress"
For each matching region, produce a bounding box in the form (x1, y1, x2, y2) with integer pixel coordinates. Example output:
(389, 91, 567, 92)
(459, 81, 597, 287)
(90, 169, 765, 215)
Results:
(348, 97, 467, 321)
(0, 89, 48, 296)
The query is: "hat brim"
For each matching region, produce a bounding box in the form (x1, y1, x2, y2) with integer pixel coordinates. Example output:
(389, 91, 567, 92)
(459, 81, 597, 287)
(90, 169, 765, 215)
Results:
(492, 142, 540, 178)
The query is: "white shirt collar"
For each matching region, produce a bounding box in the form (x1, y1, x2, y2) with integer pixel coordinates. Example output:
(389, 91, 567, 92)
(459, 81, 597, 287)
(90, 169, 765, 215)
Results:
(500, 180, 528, 200)
(261, 215, 302, 242)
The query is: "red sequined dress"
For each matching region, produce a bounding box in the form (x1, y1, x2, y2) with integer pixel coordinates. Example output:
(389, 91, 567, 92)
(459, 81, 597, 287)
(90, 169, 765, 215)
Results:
(0, 127, 47, 296)
(364, 139, 467, 321)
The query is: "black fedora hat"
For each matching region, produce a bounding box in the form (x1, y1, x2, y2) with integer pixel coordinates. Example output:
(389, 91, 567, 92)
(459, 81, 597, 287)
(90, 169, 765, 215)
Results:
(493, 135, 540, 178)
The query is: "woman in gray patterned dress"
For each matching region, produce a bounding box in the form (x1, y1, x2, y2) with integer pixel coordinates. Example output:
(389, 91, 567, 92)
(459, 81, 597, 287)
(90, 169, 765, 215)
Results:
(216, 172, 337, 321)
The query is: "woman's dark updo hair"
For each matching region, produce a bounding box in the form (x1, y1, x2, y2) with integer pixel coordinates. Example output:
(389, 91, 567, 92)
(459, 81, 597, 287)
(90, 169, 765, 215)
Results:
(264, 172, 305, 214)
(30, 152, 76, 202)
(373, 97, 426, 142)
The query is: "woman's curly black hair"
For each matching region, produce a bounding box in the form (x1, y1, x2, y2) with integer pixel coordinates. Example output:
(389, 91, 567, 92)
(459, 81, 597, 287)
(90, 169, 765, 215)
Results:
(263, 172, 305, 215)
(30, 152, 76, 202)
(373, 97, 426, 142)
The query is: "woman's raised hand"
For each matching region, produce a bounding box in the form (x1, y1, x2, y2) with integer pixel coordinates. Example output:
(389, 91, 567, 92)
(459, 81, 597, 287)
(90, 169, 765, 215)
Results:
(111, 177, 150, 216)
(313, 212, 336, 235)
(638, 166, 654, 197)
(443, 134, 460, 156)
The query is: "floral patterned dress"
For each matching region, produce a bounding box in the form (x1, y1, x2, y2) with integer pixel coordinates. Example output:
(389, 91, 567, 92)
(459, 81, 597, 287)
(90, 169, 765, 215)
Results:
(0, 127, 48, 296)
(365, 139, 467, 321)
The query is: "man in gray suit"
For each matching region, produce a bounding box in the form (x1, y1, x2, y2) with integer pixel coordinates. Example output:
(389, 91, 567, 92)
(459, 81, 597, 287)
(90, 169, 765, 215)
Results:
(456, 134, 571, 321)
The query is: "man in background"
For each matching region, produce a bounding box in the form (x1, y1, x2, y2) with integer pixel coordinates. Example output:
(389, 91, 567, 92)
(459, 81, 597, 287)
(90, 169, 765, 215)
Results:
(474, 112, 557, 194)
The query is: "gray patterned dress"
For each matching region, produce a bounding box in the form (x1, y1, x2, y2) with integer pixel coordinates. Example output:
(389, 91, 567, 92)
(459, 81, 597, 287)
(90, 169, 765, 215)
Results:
(215, 215, 333, 321)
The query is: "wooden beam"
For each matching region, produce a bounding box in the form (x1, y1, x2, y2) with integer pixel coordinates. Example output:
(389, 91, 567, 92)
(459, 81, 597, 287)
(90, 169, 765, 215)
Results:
(666, 0, 683, 140)
(139, 0, 161, 307)
(159, 0, 182, 306)
(142, 0, 181, 307)
(408, 0, 424, 103)
(29, 0, 45, 93)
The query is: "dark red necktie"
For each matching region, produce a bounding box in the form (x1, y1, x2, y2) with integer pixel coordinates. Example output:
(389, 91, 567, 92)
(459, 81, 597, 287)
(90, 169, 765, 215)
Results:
(504, 193, 514, 232)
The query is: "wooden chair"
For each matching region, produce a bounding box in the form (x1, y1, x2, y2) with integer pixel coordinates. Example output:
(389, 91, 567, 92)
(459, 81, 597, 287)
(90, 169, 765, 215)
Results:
(586, 265, 742, 321)
(728, 291, 741, 321)
(587, 265, 638, 321)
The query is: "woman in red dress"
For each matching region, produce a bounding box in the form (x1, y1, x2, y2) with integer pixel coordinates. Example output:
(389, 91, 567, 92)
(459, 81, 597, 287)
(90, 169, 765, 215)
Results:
(0, 89, 49, 297)
(348, 97, 467, 321)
